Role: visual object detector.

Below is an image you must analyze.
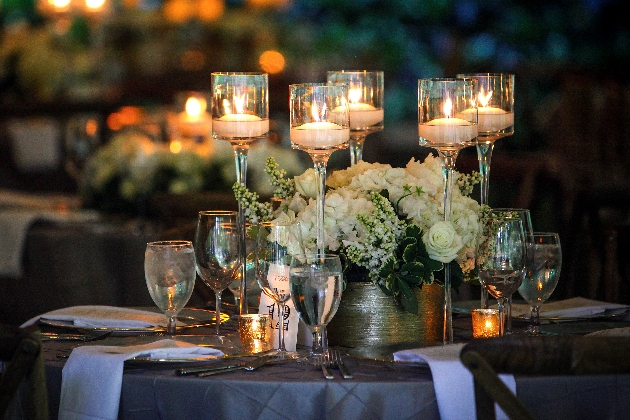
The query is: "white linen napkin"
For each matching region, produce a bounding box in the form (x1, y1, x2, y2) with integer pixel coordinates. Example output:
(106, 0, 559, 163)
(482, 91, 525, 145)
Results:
(20, 305, 168, 329)
(510, 297, 630, 319)
(58, 339, 224, 420)
(0, 208, 99, 278)
(394, 343, 516, 420)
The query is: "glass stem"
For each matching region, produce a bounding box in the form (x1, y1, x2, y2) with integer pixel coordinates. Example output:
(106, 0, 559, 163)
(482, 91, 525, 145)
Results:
(277, 303, 286, 352)
(476, 141, 494, 309)
(530, 305, 541, 333)
(311, 327, 326, 355)
(440, 151, 458, 344)
(312, 155, 330, 254)
(506, 294, 513, 334)
(497, 298, 506, 336)
(215, 291, 222, 337)
(349, 135, 366, 166)
(233, 145, 250, 316)
(166, 315, 176, 335)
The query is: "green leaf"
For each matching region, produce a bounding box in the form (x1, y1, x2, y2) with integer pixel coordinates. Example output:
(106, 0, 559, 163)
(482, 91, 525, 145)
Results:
(402, 241, 418, 262)
(400, 262, 424, 285)
(398, 278, 418, 314)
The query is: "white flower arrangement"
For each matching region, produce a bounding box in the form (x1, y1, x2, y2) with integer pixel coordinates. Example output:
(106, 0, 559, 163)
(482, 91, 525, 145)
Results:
(234, 154, 483, 314)
(79, 129, 307, 214)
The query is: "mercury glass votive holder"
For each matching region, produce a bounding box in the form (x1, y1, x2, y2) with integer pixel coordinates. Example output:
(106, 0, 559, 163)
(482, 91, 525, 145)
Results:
(239, 314, 274, 354)
(471, 309, 500, 338)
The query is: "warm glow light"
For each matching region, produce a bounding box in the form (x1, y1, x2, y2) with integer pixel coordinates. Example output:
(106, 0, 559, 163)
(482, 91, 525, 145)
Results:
(259, 50, 285, 74)
(85, 119, 99, 136)
(85, 0, 106, 10)
(185, 97, 206, 118)
(537, 281, 543, 291)
(197, 0, 225, 21)
(51, 0, 71, 8)
(348, 88, 362, 103)
(443, 98, 453, 117)
(247, 0, 291, 7)
(163, 0, 195, 23)
(311, 102, 325, 122)
(233, 94, 246, 114)
(478, 86, 493, 107)
(170, 140, 183, 153)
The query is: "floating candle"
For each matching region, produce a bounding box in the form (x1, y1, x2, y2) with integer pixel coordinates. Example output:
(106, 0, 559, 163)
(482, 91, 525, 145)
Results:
(213, 113, 269, 138)
(418, 117, 477, 144)
(290, 121, 349, 148)
(459, 106, 514, 133)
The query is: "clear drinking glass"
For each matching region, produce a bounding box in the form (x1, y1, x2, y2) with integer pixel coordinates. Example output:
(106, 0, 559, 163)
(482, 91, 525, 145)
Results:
(418, 77, 478, 343)
(255, 221, 305, 358)
(194, 210, 240, 342)
(326, 70, 384, 166)
(144, 240, 196, 335)
(289, 83, 350, 254)
(518, 232, 562, 334)
(476, 216, 527, 336)
(289, 253, 343, 358)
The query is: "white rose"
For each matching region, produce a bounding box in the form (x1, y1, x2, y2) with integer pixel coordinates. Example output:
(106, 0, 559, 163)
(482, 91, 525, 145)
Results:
(294, 168, 319, 199)
(422, 221, 463, 263)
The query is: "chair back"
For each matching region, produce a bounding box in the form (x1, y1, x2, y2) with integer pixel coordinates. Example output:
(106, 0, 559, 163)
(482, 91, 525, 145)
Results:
(0, 324, 49, 420)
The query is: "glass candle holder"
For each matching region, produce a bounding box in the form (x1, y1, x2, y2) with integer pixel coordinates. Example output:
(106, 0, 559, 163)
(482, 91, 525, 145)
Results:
(239, 314, 274, 354)
(168, 91, 212, 143)
(471, 308, 500, 338)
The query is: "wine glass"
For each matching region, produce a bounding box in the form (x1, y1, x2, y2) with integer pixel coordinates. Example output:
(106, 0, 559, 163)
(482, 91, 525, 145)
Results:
(418, 78, 478, 343)
(490, 208, 534, 333)
(476, 216, 527, 336)
(518, 232, 562, 334)
(289, 253, 343, 359)
(289, 83, 350, 253)
(194, 210, 240, 342)
(255, 221, 305, 358)
(211, 72, 269, 316)
(326, 70, 384, 166)
(144, 240, 196, 335)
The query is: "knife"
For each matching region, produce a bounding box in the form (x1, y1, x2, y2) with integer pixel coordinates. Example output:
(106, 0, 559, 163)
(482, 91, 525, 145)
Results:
(176, 354, 273, 376)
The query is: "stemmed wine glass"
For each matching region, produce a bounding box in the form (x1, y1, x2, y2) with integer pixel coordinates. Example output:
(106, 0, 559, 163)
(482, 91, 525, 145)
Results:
(194, 210, 241, 342)
(490, 208, 533, 333)
(456, 73, 515, 308)
(518, 232, 562, 334)
(476, 216, 527, 337)
(144, 240, 196, 335)
(211, 72, 269, 316)
(289, 83, 350, 253)
(289, 253, 343, 359)
(255, 221, 305, 358)
(418, 78, 478, 343)
(326, 70, 384, 166)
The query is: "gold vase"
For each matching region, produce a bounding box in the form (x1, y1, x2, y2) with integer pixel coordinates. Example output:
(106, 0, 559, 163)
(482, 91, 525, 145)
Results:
(327, 282, 443, 351)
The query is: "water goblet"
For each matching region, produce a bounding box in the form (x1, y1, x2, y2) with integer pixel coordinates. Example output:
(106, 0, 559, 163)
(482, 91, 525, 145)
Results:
(289, 83, 350, 254)
(518, 232, 562, 334)
(289, 253, 343, 359)
(255, 221, 305, 358)
(326, 70, 384, 165)
(476, 216, 527, 336)
(144, 240, 196, 335)
(194, 210, 240, 342)
(212, 72, 269, 316)
(418, 77, 478, 343)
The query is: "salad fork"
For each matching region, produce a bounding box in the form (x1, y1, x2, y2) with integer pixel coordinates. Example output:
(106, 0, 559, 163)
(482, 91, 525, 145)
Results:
(314, 355, 334, 379)
(328, 349, 353, 379)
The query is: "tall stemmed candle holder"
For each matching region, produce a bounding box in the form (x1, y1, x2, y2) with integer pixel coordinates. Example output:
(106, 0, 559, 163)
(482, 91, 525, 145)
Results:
(211, 72, 269, 316)
(326, 70, 384, 166)
(456, 73, 515, 309)
(418, 78, 477, 344)
(289, 83, 350, 253)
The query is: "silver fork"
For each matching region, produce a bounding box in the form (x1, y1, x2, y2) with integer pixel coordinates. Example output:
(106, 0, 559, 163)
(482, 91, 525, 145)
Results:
(314, 355, 334, 380)
(328, 349, 353, 379)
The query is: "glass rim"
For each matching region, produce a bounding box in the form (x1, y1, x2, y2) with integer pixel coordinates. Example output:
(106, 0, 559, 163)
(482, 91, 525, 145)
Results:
(211, 71, 268, 77)
(289, 82, 348, 89)
(198, 210, 238, 216)
(146, 240, 192, 247)
(326, 70, 384, 75)
(456, 72, 515, 77)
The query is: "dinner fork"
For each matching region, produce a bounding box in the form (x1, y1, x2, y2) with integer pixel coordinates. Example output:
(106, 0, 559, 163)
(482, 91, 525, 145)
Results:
(314, 355, 334, 380)
(328, 349, 353, 379)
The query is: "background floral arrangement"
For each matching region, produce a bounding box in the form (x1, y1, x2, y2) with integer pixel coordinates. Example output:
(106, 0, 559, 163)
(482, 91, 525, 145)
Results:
(235, 154, 482, 313)
(79, 129, 307, 214)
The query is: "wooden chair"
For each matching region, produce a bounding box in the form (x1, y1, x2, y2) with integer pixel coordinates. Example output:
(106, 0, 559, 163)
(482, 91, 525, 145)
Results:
(0, 324, 49, 420)
(460, 335, 630, 420)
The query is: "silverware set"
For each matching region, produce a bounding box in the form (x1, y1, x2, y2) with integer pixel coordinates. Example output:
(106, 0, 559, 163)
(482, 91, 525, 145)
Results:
(315, 349, 353, 380)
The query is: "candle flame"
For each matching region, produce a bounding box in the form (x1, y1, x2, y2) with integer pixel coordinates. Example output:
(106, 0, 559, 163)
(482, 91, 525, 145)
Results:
(537, 281, 543, 291)
(222, 94, 246, 115)
(311, 102, 327, 122)
(348, 88, 362, 103)
(185, 97, 206, 118)
(478, 86, 493, 107)
(443, 98, 453, 117)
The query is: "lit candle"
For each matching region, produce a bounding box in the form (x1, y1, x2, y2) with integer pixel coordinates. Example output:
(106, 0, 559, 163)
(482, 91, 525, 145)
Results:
(458, 86, 514, 133)
(471, 309, 500, 338)
(290, 122, 349, 147)
(332, 88, 383, 129)
(239, 314, 273, 353)
(419, 98, 477, 144)
(213, 96, 269, 138)
(178, 96, 211, 138)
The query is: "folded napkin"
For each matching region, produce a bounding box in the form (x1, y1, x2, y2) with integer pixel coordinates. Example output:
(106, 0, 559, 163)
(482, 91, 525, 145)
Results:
(59, 339, 224, 420)
(21, 305, 168, 329)
(0, 208, 99, 278)
(511, 297, 630, 319)
(394, 343, 515, 420)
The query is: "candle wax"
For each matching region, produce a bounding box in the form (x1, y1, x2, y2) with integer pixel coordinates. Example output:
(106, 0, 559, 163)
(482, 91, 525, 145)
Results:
(333, 103, 383, 130)
(418, 117, 477, 145)
(458, 107, 514, 133)
(213, 114, 269, 138)
(290, 122, 349, 148)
